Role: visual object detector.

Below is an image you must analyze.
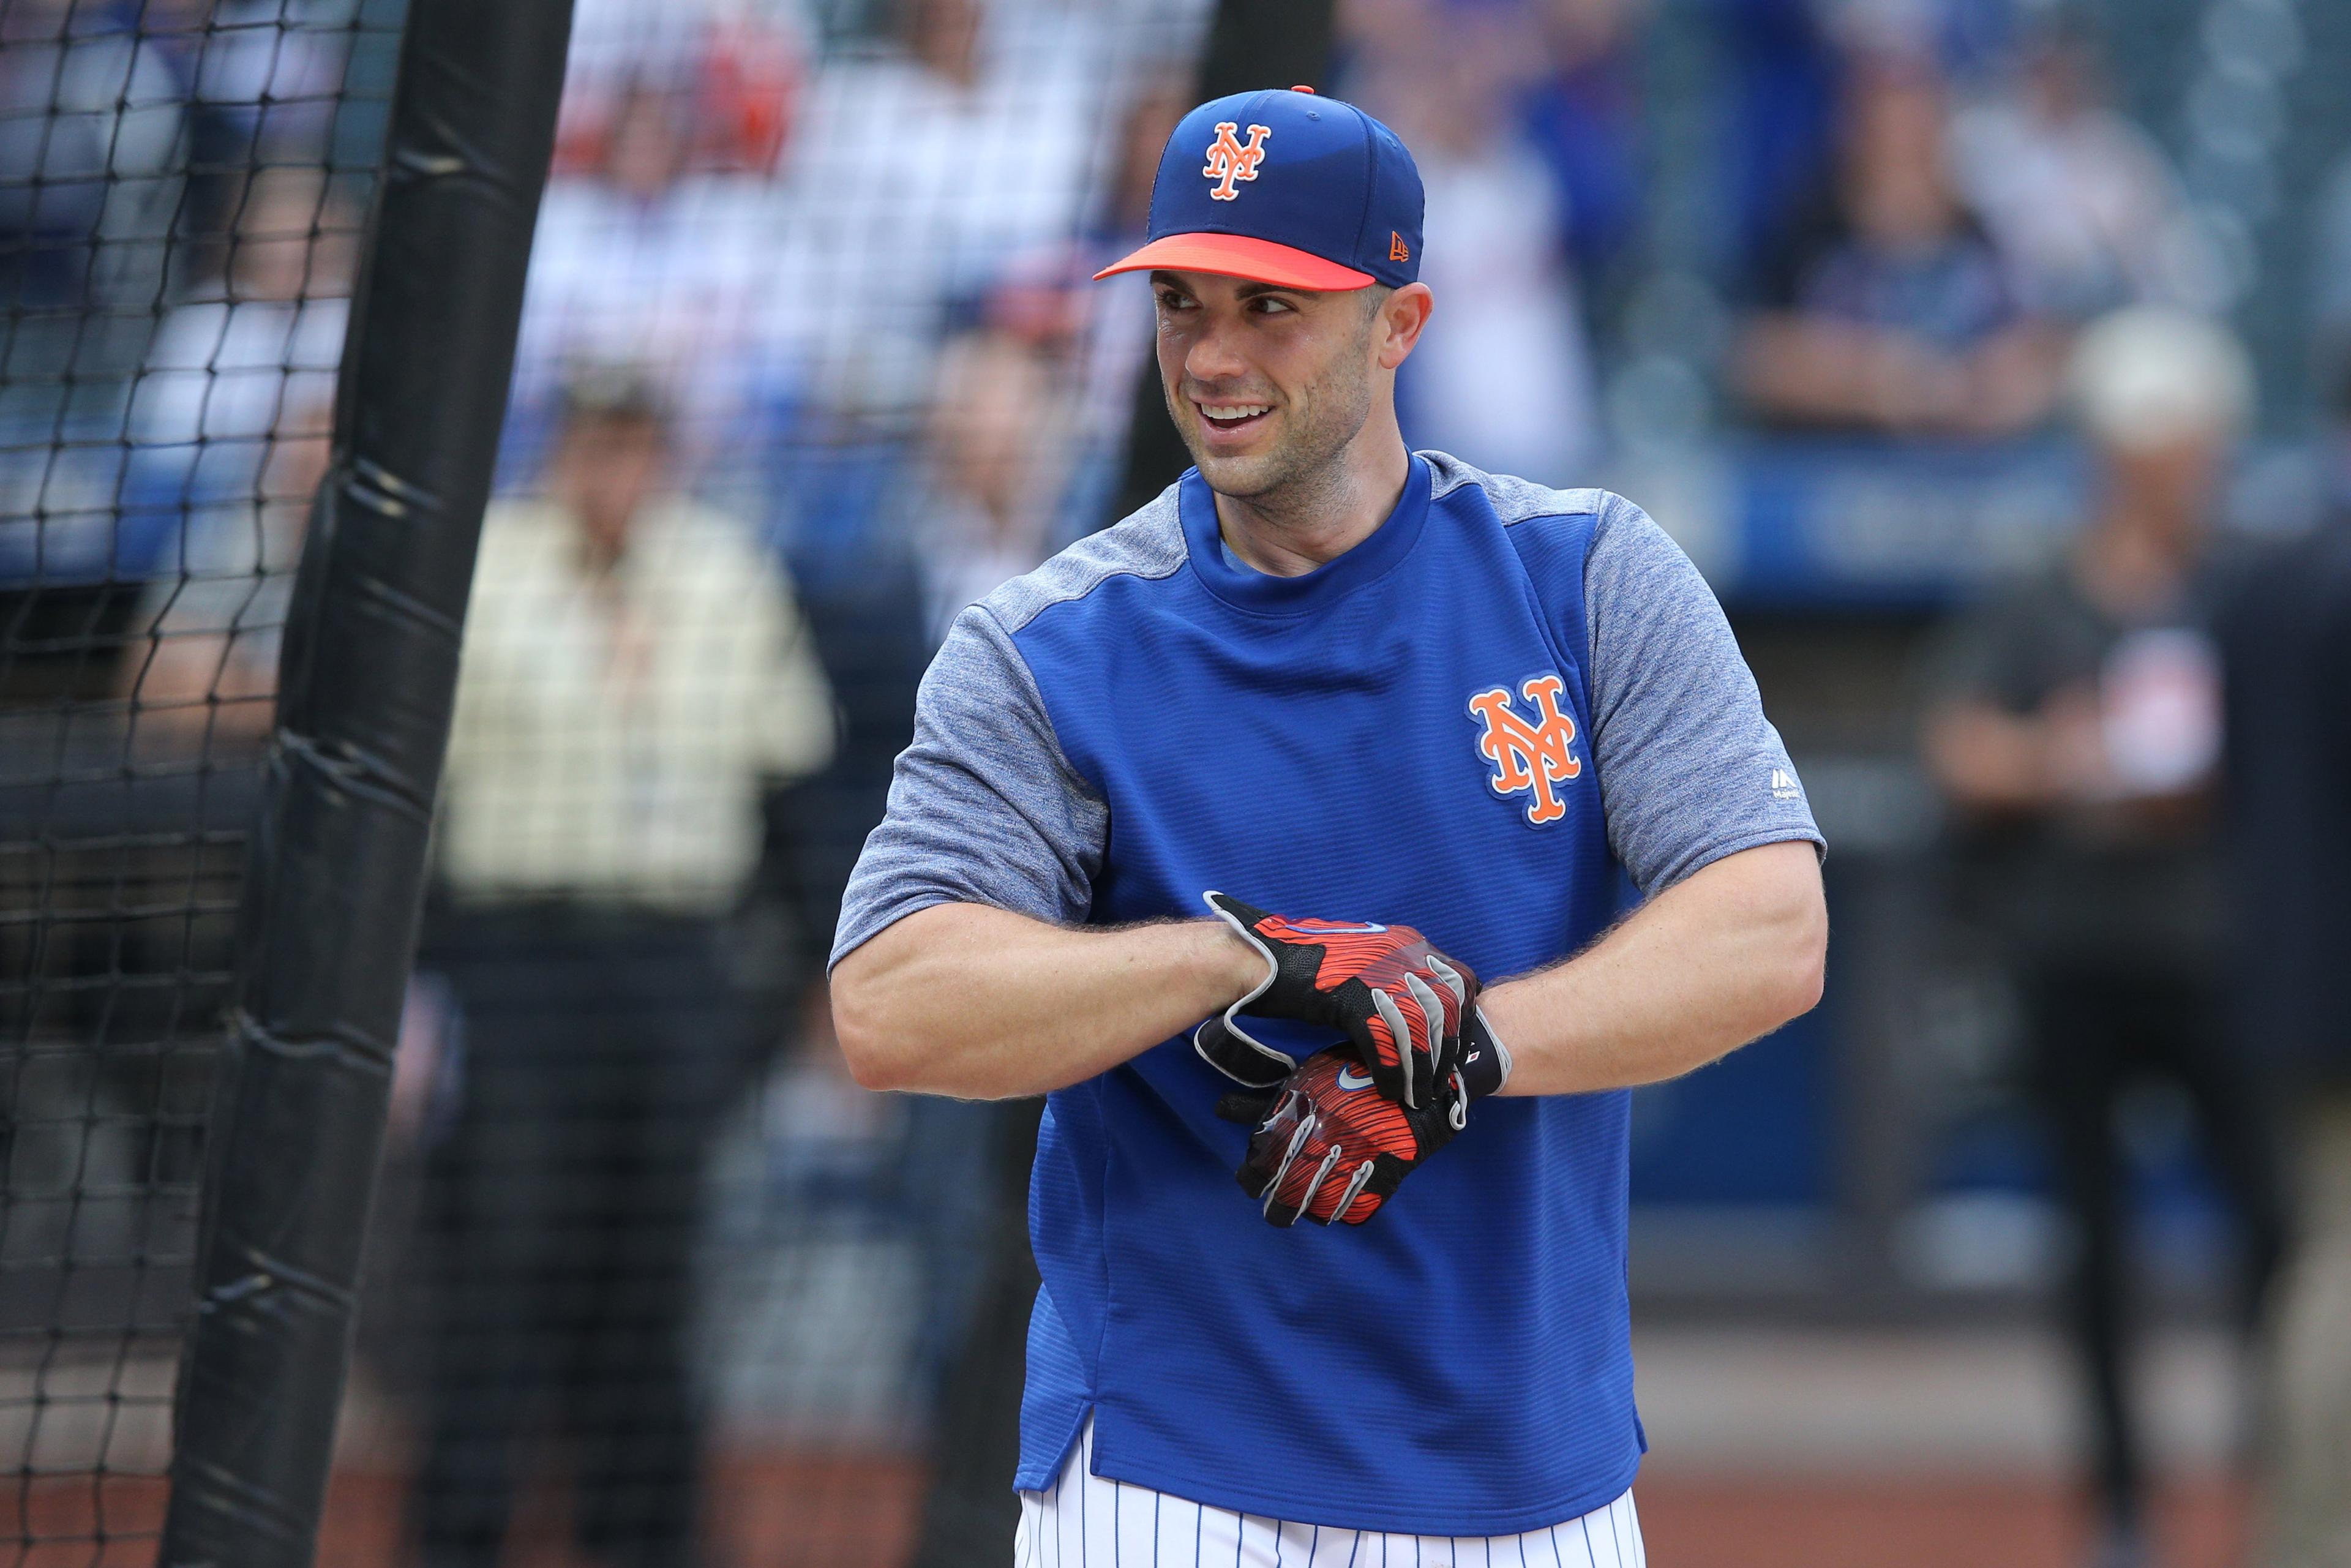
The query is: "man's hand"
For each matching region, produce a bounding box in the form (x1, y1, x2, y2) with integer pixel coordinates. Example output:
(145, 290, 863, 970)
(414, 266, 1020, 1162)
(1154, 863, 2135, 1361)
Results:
(1217, 1049, 1468, 1226)
(1194, 891, 1474, 1109)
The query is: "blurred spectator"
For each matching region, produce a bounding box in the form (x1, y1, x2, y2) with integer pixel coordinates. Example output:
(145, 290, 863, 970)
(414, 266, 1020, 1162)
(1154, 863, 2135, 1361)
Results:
(118, 164, 353, 754)
(2223, 370, 2351, 1568)
(1071, 77, 1185, 485)
(511, 77, 786, 476)
(0, 0, 184, 339)
(158, 0, 351, 280)
(414, 369, 833, 1568)
(767, 0, 1105, 419)
(1715, 0, 1841, 271)
(2311, 150, 2351, 399)
(118, 392, 330, 754)
(1360, 0, 1604, 481)
(1346, 0, 1641, 282)
(1521, 0, 1643, 284)
(1947, 17, 2221, 320)
(554, 0, 808, 174)
(915, 328, 1073, 642)
(1734, 50, 2066, 437)
(1081, 75, 1194, 528)
(1921, 308, 2284, 1568)
(132, 165, 354, 501)
(176, 0, 346, 162)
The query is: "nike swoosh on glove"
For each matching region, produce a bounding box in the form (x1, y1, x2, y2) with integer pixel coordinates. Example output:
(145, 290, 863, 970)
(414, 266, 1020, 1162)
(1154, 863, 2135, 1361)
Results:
(1194, 891, 1475, 1109)
(1215, 1035, 1498, 1226)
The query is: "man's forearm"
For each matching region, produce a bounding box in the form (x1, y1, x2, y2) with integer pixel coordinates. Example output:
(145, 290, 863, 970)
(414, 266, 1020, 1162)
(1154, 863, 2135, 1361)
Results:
(1480, 839, 1826, 1097)
(831, 902, 1259, 1100)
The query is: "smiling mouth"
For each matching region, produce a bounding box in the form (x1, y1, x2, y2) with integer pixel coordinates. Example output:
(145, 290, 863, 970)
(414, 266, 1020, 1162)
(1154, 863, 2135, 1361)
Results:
(1194, 400, 1272, 435)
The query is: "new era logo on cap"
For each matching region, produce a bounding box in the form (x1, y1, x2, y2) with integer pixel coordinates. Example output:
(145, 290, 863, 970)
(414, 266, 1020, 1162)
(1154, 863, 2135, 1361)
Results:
(1093, 87, 1425, 293)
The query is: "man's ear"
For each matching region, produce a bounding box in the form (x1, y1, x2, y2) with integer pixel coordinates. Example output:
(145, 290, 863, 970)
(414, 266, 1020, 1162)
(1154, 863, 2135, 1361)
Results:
(1375, 283, 1434, 371)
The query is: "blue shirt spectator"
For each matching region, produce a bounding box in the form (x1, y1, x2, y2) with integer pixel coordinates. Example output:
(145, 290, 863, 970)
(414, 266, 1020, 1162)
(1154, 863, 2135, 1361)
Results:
(1732, 50, 2066, 437)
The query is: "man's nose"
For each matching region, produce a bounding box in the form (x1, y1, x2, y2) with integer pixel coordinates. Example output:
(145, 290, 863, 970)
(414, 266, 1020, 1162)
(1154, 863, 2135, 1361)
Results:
(1183, 316, 1251, 386)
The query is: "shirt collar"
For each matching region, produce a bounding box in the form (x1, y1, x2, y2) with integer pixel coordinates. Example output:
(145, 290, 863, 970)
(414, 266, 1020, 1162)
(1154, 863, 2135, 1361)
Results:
(1179, 454, 1433, 614)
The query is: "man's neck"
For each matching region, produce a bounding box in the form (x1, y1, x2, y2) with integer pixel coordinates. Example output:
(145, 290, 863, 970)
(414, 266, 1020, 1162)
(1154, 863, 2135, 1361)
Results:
(1212, 426, 1412, 579)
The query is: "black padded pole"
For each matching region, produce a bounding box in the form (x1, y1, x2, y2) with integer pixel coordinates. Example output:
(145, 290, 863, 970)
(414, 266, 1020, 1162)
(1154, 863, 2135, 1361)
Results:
(1108, 0, 1340, 524)
(159, 1, 574, 1562)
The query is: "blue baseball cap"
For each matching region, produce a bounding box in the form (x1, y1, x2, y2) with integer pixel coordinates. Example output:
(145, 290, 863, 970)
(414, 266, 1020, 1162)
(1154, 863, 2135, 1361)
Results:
(1094, 86, 1423, 292)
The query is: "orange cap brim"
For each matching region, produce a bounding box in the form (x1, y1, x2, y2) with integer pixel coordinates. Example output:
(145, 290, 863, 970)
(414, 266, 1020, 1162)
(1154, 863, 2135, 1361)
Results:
(1092, 233, 1376, 290)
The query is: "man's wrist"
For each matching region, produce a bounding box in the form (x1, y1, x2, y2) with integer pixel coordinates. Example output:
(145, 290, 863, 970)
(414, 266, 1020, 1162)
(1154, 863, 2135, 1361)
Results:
(1201, 916, 1267, 1002)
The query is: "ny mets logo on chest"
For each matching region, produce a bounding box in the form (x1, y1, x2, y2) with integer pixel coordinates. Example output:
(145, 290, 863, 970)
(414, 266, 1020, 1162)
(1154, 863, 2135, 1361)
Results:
(1202, 121, 1272, 200)
(1468, 674, 1584, 824)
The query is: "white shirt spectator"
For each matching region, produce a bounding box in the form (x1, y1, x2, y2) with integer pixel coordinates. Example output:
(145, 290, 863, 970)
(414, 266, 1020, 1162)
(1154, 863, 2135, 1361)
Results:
(440, 497, 835, 914)
(1949, 92, 2223, 318)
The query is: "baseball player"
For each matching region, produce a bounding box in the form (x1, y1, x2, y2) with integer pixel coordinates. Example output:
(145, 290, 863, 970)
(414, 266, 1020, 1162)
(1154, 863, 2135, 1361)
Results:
(829, 87, 1828, 1565)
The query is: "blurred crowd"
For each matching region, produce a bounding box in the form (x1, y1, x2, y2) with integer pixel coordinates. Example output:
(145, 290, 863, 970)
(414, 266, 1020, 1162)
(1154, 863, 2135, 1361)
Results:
(4, 1, 2351, 1567)
(0, 0, 2288, 714)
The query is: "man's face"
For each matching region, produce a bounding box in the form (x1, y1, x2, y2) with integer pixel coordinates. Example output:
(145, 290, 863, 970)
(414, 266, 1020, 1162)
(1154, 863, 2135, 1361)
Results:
(1150, 270, 1390, 501)
(550, 413, 667, 554)
(2104, 430, 2225, 553)
(928, 331, 1051, 519)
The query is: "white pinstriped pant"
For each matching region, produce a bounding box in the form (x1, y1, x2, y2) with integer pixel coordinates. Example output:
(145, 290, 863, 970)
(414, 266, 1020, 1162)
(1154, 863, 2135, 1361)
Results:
(1014, 1418, 1646, 1568)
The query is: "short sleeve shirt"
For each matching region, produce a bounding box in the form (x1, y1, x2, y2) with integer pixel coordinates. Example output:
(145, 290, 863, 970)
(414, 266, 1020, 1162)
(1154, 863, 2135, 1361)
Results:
(832, 452, 1821, 1536)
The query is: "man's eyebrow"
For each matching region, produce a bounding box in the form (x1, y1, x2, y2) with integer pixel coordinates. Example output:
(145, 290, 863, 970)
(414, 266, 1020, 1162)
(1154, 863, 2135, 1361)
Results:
(1146, 272, 1308, 302)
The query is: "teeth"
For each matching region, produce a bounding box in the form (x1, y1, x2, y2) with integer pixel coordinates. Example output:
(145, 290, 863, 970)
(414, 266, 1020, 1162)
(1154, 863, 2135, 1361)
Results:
(1201, 404, 1270, 420)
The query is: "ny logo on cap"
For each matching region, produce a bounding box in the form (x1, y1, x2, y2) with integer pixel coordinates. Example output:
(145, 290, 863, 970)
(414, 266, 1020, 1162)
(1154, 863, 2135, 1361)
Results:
(1202, 121, 1272, 201)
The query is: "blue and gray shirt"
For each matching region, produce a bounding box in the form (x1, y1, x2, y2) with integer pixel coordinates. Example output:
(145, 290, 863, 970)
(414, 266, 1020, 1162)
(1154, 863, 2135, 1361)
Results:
(833, 451, 1823, 1536)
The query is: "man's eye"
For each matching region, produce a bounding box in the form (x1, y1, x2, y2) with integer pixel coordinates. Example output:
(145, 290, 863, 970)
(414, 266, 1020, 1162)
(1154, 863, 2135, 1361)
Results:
(1251, 296, 1296, 315)
(1157, 291, 1193, 312)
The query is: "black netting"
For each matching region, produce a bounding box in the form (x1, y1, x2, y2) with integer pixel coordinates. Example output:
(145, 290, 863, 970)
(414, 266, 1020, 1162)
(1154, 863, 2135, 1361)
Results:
(0, 2, 398, 1561)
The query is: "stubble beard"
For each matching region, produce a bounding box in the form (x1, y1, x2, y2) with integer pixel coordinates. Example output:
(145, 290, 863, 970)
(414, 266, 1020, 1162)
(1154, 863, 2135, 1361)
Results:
(1167, 323, 1378, 526)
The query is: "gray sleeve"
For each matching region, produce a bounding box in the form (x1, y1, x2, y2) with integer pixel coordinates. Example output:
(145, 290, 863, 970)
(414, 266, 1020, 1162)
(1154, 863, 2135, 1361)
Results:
(1584, 494, 1824, 895)
(829, 603, 1109, 969)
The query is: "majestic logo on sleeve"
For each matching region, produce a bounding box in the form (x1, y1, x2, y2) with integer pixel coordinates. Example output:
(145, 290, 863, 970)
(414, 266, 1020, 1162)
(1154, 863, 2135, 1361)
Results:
(1468, 675, 1584, 824)
(1202, 122, 1272, 200)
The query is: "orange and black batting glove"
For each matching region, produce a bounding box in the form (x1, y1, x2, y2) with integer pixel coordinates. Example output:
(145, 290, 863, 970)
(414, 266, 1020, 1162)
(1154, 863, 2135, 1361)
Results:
(1194, 890, 1475, 1110)
(1215, 1011, 1510, 1226)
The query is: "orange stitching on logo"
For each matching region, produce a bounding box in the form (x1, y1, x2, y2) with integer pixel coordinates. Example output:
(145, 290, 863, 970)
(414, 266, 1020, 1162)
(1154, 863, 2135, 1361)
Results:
(1389, 231, 1409, 263)
(1202, 121, 1272, 201)
(1468, 675, 1583, 825)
